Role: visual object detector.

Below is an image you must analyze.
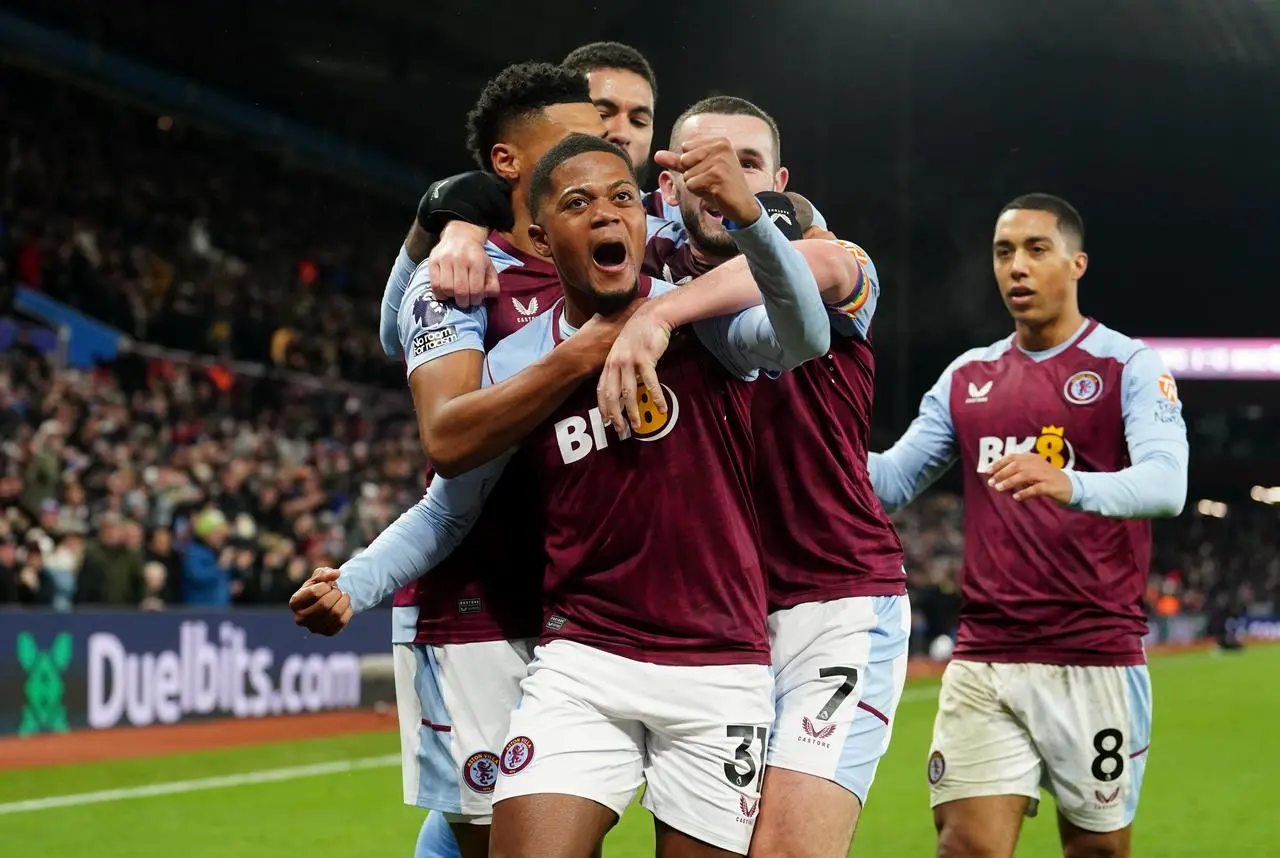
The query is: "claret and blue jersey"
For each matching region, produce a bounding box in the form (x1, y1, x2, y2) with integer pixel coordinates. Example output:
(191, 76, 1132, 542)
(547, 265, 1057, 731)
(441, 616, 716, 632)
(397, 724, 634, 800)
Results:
(869, 318, 1189, 665)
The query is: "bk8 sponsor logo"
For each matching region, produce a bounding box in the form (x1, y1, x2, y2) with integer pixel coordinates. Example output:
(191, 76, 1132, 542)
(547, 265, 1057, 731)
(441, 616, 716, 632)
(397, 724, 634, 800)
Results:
(976, 425, 1076, 472)
(553, 383, 680, 464)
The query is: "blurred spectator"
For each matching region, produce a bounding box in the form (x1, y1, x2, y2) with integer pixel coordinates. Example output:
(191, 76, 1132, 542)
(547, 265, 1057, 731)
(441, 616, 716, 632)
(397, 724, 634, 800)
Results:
(181, 508, 234, 606)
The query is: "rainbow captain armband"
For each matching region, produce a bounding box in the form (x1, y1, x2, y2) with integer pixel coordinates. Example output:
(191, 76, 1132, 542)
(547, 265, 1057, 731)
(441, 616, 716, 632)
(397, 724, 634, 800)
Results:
(825, 239, 872, 318)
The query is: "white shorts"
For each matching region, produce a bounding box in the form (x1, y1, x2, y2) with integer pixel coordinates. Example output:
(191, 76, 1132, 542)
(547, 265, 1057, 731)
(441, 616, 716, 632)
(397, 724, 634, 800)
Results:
(393, 639, 535, 821)
(767, 595, 911, 802)
(928, 659, 1153, 833)
(493, 640, 775, 855)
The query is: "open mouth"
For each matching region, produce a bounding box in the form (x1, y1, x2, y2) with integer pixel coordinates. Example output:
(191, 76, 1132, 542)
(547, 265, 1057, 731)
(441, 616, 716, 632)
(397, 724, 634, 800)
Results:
(591, 240, 629, 272)
(703, 206, 725, 227)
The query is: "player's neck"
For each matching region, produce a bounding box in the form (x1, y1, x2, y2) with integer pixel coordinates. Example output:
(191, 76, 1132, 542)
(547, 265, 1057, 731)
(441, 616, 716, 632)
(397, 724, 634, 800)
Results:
(1015, 309, 1087, 353)
(689, 238, 733, 269)
(562, 292, 593, 329)
(503, 197, 540, 257)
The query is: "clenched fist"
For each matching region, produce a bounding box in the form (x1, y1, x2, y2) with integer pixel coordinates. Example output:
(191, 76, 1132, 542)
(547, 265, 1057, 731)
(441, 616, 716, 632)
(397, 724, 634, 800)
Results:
(289, 567, 353, 636)
(654, 137, 761, 227)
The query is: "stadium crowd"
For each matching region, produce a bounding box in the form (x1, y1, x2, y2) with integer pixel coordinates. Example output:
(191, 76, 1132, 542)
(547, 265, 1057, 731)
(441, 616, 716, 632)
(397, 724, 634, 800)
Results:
(1, 65, 406, 386)
(0, 340, 422, 610)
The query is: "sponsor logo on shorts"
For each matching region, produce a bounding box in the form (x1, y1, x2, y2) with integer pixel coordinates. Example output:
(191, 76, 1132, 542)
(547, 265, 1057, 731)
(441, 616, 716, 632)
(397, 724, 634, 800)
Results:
(463, 751, 499, 793)
(927, 750, 946, 785)
(799, 716, 836, 748)
(735, 794, 760, 824)
(545, 614, 567, 632)
(500, 736, 534, 775)
(1093, 786, 1121, 809)
(456, 597, 482, 615)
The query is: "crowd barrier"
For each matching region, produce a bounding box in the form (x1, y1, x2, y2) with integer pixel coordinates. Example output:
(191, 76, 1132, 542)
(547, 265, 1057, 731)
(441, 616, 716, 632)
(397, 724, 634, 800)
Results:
(1, 609, 392, 738)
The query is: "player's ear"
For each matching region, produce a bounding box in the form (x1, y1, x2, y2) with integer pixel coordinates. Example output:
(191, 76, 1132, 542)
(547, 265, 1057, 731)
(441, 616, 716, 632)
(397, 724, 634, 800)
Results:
(1072, 251, 1089, 280)
(773, 166, 790, 193)
(658, 170, 679, 206)
(528, 224, 553, 258)
(491, 144, 519, 184)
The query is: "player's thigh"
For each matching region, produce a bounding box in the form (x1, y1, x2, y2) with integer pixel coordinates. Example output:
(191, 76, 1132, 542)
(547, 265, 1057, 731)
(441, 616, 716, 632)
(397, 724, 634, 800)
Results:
(641, 662, 774, 856)
(1057, 813, 1132, 858)
(748, 767, 859, 858)
(414, 639, 533, 819)
(928, 661, 1041, 817)
(655, 818, 744, 858)
(493, 640, 645, 821)
(490, 793, 617, 858)
(767, 596, 911, 803)
(933, 795, 1030, 858)
(1024, 664, 1152, 836)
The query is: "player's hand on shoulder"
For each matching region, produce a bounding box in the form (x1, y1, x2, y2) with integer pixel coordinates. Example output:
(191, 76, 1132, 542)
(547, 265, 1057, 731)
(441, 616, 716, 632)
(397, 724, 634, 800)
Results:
(289, 567, 353, 636)
(655, 136, 760, 227)
(428, 222, 499, 309)
(596, 303, 673, 437)
(985, 453, 1073, 505)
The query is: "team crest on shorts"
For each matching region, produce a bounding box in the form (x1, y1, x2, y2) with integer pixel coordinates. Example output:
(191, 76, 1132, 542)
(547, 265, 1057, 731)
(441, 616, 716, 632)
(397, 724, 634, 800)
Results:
(500, 736, 535, 775)
(1063, 370, 1104, 405)
(927, 751, 946, 785)
(463, 751, 499, 793)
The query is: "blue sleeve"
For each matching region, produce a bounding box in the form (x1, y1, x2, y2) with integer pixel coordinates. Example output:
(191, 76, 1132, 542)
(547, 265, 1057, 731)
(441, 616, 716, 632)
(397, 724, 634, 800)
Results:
(809, 203, 828, 231)
(337, 451, 513, 613)
(826, 242, 879, 341)
(868, 359, 962, 512)
(1066, 349, 1189, 518)
(398, 263, 488, 379)
(380, 246, 420, 357)
(692, 202, 831, 380)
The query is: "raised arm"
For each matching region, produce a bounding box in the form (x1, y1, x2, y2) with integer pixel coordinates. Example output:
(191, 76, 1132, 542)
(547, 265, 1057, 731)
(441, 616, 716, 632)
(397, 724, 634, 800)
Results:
(868, 359, 964, 513)
(1066, 349, 1188, 518)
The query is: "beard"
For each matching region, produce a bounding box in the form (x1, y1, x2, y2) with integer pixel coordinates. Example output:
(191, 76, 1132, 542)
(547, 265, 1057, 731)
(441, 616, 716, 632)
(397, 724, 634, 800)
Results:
(590, 279, 640, 316)
(677, 190, 740, 258)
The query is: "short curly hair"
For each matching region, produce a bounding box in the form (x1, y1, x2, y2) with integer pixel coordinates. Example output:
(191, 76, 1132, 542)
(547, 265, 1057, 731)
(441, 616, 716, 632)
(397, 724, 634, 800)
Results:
(465, 62, 593, 171)
(561, 42, 657, 101)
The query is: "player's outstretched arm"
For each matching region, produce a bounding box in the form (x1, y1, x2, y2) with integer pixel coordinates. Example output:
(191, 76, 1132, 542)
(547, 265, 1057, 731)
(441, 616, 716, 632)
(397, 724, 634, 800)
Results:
(336, 452, 513, 614)
(1067, 349, 1188, 518)
(868, 360, 964, 512)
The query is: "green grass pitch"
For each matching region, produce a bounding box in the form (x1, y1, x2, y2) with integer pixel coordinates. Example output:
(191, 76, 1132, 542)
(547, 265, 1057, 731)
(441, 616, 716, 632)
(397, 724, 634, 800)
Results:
(3, 645, 1275, 857)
